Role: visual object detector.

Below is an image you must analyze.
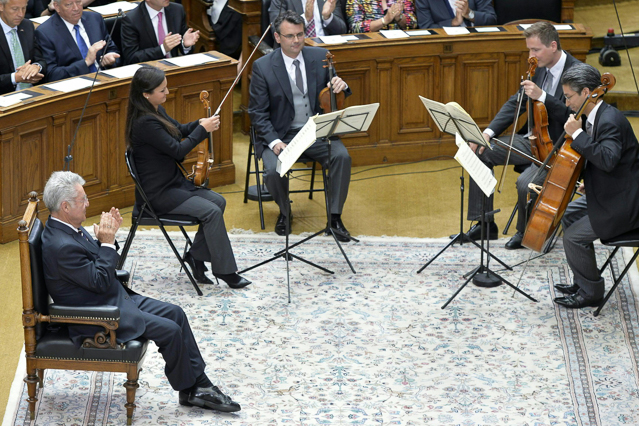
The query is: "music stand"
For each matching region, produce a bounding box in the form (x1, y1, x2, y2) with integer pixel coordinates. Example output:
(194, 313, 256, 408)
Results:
(439, 134, 537, 308)
(416, 97, 512, 273)
(240, 103, 379, 301)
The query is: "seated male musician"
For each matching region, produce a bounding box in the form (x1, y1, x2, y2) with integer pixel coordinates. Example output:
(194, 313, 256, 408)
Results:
(416, 0, 497, 29)
(461, 22, 579, 249)
(554, 63, 639, 309)
(35, 0, 120, 83)
(248, 11, 353, 240)
(41, 171, 242, 411)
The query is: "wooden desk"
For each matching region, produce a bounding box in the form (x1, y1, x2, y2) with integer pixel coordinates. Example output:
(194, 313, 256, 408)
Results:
(238, 24, 592, 167)
(0, 52, 237, 243)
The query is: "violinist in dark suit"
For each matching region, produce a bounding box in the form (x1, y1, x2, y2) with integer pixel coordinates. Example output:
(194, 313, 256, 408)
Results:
(41, 171, 241, 411)
(0, 0, 46, 94)
(248, 11, 353, 239)
(416, 0, 497, 29)
(126, 65, 250, 288)
(463, 22, 579, 250)
(554, 64, 639, 309)
(121, 0, 200, 65)
(35, 0, 120, 83)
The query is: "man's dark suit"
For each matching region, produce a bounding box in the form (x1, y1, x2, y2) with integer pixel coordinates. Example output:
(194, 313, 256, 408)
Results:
(561, 101, 639, 300)
(248, 46, 352, 217)
(467, 52, 579, 232)
(269, 0, 347, 36)
(0, 19, 46, 94)
(121, 2, 189, 65)
(41, 217, 206, 391)
(35, 11, 120, 83)
(416, 0, 497, 29)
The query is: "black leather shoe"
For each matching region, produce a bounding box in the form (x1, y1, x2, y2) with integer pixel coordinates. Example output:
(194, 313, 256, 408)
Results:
(505, 232, 524, 250)
(214, 273, 252, 289)
(329, 218, 351, 242)
(179, 386, 241, 412)
(184, 252, 214, 284)
(554, 294, 603, 309)
(453, 222, 498, 241)
(554, 283, 580, 295)
(274, 213, 291, 236)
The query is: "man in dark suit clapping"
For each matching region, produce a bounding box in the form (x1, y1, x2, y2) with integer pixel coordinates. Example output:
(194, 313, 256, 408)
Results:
(35, 0, 120, 83)
(0, 0, 46, 94)
(41, 171, 242, 412)
(120, 0, 200, 65)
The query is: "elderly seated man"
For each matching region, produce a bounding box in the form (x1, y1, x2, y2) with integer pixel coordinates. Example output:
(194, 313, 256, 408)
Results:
(35, 0, 120, 82)
(40, 170, 241, 412)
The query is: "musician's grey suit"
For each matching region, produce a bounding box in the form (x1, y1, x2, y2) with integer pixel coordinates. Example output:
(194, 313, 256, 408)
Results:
(248, 46, 352, 219)
(561, 101, 639, 300)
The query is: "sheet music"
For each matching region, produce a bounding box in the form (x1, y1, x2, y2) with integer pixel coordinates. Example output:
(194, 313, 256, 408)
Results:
(454, 133, 496, 197)
(419, 96, 458, 135)
(277, 117, 317, 176)
(313, 103, 379, 138)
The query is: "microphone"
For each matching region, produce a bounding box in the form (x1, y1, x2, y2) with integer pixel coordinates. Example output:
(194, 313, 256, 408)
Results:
(64, 9, 125, 171)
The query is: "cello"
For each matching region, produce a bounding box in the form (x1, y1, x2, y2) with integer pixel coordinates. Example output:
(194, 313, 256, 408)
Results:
(190, 91, 215, 187)
(522, 72, 616, 253)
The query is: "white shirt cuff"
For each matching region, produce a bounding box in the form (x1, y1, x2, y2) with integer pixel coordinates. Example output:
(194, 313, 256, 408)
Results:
(101, 243, 116, 250)
(268, 139, 283, 150)
(538, 91, 547, 104)
(571, 128, 583, 139)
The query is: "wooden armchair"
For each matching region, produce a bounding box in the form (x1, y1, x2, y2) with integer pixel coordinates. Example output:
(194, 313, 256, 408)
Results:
(17, 192, 149, 425)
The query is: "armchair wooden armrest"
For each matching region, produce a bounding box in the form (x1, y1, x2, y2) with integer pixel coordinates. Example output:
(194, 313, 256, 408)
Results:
(47, 304, 120, 349)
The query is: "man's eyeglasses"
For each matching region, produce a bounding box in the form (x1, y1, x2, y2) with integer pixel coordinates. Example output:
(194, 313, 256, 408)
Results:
(278, 32, 305, 40)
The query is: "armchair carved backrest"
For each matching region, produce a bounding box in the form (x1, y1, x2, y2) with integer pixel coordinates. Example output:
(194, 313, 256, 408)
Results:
(17, 192, 148, 425)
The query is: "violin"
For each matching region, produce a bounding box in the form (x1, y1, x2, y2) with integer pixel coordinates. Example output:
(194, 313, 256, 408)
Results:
(190, 91, 215, 187)
(522, 72, 616, 253)
(527, 57, 554, 162)
(319, 52, 345, 113)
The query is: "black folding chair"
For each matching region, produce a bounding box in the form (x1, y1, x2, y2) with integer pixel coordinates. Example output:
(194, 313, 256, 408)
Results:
(593, 228, 639, 316)
(118, 150, 203, 296)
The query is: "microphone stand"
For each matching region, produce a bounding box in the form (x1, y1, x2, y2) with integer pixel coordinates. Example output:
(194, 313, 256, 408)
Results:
(64, 9, 125, 171)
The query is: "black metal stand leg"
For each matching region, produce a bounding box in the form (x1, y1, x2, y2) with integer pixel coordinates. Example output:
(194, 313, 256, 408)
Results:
(238, 171, 335, 302)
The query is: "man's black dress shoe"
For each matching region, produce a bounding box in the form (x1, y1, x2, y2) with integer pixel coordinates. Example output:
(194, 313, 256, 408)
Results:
(179, 386, 241, 412)
(451, 222, 499, 241)
(274, 213, 291, 236)
(505, 232, 524, 250)
(554, 293, 603, 309)
(213, 273, 252, 289)
(184, 252, 214, 284)
(329, 218, 351, 242)
(554, 283, 580, 295)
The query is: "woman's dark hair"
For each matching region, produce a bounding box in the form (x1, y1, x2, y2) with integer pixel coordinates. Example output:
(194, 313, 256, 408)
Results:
(125, 65, 180, 150)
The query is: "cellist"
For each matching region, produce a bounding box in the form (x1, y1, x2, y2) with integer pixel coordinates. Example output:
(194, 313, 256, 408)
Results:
(462, 22, 579, 249)
(554, 63, 639, 309)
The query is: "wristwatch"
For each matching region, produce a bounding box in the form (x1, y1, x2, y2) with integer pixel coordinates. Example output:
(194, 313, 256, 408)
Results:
(467, 10, 475, 21)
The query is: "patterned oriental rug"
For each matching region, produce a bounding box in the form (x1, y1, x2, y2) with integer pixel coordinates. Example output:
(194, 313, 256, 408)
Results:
(4, 232, 639, 425)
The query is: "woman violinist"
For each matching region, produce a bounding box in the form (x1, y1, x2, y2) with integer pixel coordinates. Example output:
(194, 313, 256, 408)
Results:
(554, 63, 639, 309)
(125, 65, 251, 289)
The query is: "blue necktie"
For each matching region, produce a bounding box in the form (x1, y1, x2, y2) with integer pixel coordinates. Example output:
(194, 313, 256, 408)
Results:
(443, 0, 455, 19)
(74, 24, 97, 73)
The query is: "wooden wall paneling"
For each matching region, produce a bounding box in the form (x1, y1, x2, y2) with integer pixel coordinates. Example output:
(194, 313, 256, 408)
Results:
(457, 54, 500, 129)
(105, 99, 124, 190)
(338, 63, 375, 149)
(395, 56, 438, 138)
(376, 58, 393, 146)
(16, 122, 48, 216)
(67, 105, 106, 195)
